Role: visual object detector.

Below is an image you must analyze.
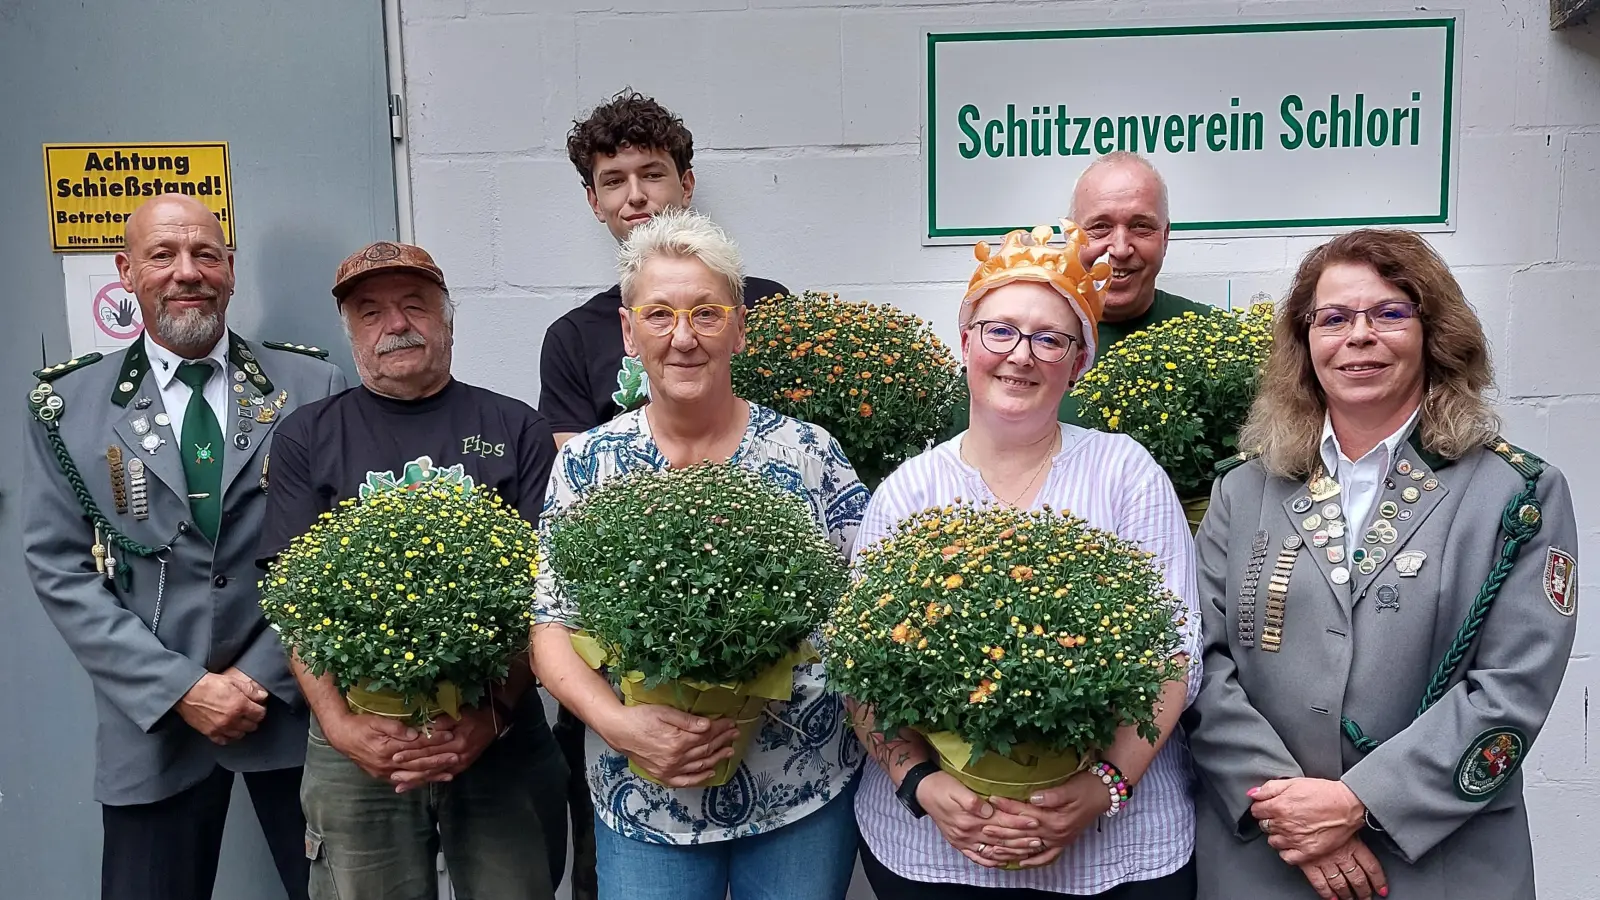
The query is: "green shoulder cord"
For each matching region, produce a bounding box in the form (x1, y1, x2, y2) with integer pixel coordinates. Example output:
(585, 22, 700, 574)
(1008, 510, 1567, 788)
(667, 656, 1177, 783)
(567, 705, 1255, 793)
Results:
(1341, 442, 1546, 754)
(30, 366, 187, 610)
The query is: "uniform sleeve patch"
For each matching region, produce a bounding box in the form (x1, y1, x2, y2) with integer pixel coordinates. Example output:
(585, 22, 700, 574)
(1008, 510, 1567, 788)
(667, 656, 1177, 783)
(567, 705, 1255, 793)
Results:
(1454, 727, 1527, 801)
(1545, 548, 1577, 617)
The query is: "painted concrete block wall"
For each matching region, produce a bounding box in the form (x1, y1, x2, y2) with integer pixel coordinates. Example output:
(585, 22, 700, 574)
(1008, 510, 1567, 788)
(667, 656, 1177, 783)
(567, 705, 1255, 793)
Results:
(399, 1, 1598, 896)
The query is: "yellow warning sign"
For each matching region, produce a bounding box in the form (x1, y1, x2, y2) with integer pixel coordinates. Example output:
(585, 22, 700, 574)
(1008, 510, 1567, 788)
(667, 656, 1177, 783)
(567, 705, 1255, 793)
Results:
(43, 142, 235, 252)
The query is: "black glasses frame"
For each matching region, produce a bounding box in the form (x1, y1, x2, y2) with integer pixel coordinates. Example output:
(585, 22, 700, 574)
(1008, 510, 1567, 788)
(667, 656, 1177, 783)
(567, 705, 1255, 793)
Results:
(968, 319, 1081, 363)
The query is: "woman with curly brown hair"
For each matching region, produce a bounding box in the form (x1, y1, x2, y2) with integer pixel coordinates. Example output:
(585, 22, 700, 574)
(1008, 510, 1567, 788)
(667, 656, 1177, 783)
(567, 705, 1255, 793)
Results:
(1185, 228, 1578, 900)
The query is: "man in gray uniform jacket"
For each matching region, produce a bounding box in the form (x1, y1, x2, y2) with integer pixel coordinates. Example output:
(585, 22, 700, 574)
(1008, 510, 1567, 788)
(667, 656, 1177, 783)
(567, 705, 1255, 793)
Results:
(22, 194, 346, 900)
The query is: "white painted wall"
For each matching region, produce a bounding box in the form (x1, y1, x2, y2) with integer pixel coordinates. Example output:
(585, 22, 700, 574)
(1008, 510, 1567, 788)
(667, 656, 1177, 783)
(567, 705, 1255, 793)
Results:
(398, 1, 1599, 897)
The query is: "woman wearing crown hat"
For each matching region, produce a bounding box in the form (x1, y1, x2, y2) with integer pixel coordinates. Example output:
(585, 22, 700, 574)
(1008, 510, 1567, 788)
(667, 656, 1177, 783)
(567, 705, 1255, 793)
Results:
(848, 222, 1201, 898)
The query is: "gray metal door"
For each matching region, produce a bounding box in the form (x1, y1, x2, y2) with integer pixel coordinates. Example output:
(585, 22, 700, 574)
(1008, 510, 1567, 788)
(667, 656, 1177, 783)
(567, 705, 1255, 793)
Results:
(0, 2, 396, 896)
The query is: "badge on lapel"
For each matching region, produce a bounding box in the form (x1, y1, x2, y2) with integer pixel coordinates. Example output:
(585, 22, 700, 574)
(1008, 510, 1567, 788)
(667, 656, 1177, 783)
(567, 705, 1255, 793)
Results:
(1238, 530, 1268, 648)
(1394, 550, 1426, 578)
(107, 446, 127, 514)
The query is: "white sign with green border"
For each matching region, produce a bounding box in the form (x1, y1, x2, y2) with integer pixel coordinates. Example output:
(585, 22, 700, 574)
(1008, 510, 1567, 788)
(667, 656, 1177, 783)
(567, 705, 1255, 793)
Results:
(924, 14, 1462, 244)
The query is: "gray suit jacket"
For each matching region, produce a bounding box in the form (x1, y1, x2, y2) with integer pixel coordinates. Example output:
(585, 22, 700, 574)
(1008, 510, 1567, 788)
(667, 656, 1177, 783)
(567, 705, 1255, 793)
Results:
(1186, 437, 1577, 900)
(23, 333, 346, 805)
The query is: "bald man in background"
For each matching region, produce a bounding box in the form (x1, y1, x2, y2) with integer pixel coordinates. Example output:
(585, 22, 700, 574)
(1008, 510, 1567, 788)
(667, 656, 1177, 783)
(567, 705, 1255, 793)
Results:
(21, 194, 346, 900)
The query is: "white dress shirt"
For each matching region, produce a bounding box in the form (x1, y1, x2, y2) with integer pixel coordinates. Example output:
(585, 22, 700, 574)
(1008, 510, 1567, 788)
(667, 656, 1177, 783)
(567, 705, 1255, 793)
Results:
(144, 334, 230, 443)
(1318, 405, 1422, 558)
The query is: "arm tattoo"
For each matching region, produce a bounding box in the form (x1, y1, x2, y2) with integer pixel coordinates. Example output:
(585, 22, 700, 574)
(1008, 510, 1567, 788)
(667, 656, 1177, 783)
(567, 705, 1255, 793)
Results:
(849, 699, 920, 773)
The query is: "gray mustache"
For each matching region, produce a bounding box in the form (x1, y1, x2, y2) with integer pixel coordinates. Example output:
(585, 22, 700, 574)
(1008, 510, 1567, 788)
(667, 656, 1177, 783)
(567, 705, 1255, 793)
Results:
(160, 287, 219, 304)
(375, 331, 427, 355)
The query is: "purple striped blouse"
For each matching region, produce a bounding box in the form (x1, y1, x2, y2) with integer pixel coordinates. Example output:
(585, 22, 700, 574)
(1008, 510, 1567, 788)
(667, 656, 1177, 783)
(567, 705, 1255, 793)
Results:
(851, 425, 1202, 894)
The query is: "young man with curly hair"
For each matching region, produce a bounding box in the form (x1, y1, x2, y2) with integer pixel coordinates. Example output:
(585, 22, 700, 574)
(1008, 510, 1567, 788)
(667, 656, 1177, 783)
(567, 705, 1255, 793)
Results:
(539, 90, 789, 449)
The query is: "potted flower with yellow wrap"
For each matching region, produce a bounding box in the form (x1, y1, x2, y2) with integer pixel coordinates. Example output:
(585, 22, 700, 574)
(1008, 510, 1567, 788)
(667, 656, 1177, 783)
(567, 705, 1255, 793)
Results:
(730, 291, 962, 489)
(545, 462, 850, 787)
(259, 456, 538, 727)
(826, 503, 1186, 801)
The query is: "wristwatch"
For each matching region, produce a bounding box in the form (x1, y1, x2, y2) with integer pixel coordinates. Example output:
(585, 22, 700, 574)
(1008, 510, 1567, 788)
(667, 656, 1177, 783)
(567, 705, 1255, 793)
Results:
(895, 761, 942, 819)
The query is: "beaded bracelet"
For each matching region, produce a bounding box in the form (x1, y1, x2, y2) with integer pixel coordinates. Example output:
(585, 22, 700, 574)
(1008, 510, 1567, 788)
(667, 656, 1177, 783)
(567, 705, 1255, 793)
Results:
(1089, 761, 1132, 818)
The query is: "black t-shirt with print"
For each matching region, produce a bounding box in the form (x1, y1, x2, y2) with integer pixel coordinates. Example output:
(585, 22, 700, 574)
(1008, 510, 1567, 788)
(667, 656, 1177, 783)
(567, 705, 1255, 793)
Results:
(258, 379, 557, 722)
(538, 276, 789, 434)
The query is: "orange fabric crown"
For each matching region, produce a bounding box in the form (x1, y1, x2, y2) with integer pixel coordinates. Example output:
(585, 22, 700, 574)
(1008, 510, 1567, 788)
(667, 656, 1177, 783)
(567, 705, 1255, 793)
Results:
(960, 219, 1110, 375)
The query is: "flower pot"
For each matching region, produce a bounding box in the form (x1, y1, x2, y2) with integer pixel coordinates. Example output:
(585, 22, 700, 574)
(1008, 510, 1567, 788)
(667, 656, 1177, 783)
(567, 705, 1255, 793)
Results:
(1181, 495, 1210, 536)
(571, 632, 818, 789)
(620, 676, 768, 788)
(344, 679, 463, 725)
(921, 730, 1090, 801)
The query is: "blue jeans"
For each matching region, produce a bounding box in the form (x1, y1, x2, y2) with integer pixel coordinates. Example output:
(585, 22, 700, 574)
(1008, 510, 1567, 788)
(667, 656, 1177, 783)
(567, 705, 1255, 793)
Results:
(594, 776, 860, 900)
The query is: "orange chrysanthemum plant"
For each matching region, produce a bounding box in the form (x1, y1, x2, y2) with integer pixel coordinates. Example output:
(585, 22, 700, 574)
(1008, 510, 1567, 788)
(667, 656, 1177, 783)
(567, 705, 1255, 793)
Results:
(825, 503, 1186, 800)
(731, 291, 962, 488)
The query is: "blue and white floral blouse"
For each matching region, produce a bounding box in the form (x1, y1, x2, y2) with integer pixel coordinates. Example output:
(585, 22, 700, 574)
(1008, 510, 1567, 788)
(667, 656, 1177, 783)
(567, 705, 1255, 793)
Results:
(535, 403, 869, 845)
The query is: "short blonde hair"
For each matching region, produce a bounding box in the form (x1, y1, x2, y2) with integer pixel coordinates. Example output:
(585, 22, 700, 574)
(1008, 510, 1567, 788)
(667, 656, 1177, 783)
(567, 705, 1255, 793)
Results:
(1241, 229, 1499, 479)
(618, 208, 744, 306)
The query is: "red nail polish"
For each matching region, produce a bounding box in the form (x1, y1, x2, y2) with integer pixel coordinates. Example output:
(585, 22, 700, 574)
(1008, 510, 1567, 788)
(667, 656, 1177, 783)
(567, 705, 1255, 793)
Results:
(1247, 788, 1259, 797)
(1379, 888, 1388, 897)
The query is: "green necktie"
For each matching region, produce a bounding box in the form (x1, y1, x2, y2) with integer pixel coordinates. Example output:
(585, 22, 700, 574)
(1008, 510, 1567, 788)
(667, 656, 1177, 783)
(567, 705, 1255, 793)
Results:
(175, 361, 225, 542)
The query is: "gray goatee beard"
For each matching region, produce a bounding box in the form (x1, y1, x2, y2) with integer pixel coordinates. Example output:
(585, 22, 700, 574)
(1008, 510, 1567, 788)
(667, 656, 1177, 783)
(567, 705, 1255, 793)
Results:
(156, 305, 224, 352)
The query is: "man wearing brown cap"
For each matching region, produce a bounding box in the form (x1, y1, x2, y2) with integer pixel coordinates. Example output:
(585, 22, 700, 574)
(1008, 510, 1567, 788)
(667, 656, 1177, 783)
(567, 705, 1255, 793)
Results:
(259, 242, 567, 900)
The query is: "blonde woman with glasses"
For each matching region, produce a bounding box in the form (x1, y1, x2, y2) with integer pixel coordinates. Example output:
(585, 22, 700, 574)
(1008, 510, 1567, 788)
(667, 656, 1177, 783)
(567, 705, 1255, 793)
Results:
(531, 208, 869, 900)
(1186, 229, 1578, 900)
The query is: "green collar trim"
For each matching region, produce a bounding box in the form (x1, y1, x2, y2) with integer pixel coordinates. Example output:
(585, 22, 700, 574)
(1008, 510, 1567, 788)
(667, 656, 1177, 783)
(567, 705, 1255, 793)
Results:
(109, 332, 276, 407)
(1406, 428, 1453, 472)
(109, 336, 150, 408)
(230, 332, 275, 397)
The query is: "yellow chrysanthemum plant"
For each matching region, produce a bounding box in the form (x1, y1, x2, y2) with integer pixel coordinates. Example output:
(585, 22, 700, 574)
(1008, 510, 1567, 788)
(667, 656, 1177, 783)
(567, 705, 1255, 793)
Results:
(825, 503, 1186, 800)
(545, 462, 850, 787)
(1069, 303, 1274, 529)
(731, 291, 962, 489)
(260, 456, 538, 726)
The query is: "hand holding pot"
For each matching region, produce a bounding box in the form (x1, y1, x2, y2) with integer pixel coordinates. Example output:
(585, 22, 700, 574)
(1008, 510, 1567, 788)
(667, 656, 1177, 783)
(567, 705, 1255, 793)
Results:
(601, 704, 741, 788)
(917, 772, 1042, 868)
(987, 771, 1112, 867)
